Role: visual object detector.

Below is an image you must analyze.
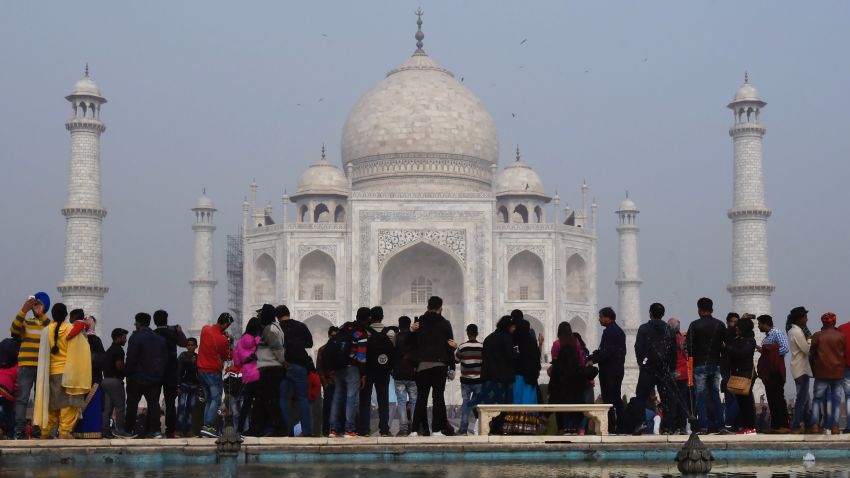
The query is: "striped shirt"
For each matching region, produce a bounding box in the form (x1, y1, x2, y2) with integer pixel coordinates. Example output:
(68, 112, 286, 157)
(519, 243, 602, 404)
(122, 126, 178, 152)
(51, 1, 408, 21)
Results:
(10, 310, 50, 368)
(455, 340, 483, 384)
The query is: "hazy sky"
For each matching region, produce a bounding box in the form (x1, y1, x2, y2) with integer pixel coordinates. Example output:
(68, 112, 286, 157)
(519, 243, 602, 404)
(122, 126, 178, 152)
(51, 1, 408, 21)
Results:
(1, 1, 849, 338)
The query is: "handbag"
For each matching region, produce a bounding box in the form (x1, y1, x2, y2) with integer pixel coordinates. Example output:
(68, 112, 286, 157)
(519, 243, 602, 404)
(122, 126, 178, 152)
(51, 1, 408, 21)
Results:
(726, 373, 753, 395)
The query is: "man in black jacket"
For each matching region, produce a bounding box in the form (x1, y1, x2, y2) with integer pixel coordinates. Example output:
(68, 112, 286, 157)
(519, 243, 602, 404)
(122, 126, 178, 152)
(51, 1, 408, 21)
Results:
(590, 307, 626, 434)
(409, 296, 455, 436)
(125, 312, 168, 438)
(277, 305, 314, 437)
(153, 309, 188, 438)
(631, 303, 678, 434)
(357, 306, 396, 437)
(392, 316, 417, 436)
(480, 315, 519, 405)
(686, 297, 727, 433)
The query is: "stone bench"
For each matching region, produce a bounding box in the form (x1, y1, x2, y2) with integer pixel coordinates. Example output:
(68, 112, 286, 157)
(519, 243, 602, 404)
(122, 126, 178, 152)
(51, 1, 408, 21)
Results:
(476, 404, 613, 436)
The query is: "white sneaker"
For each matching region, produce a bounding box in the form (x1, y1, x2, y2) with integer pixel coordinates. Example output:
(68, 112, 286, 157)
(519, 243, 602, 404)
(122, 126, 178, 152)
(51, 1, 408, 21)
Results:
(408, 432, 418, 437)
(432, 431, 445, 437)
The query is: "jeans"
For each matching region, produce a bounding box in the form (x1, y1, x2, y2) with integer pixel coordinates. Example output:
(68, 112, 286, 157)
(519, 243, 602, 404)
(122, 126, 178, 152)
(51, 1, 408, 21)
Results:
(0, 397, 14, 438)
(101, 377, 126, 434)
(411, 366, 448, 434)
(633, 367, 674, 433)
(599, 369, 625, 433)
(812, 378, 844, 430)
(330, 365, 360, 433)
(843, 368, 850, 431)
(459, 383, 481, 433)
(13, 365, 36, 434)
(358, 371, 391, 436)
(125, 380, 162, 435)
(693, 364, 724, 431)
(672, 380, 690, 431)
(394, 379, 417, 431)
(239, 382, 256, 433)
(792, 375, 812, 429)
(280, 363, 312, 436)
(198, 372, 223, 428)
(176, 383, 198, 434)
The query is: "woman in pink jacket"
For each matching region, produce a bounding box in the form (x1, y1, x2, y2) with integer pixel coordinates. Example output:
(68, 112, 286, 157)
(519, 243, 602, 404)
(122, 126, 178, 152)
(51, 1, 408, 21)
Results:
(233, 317, 262, 433)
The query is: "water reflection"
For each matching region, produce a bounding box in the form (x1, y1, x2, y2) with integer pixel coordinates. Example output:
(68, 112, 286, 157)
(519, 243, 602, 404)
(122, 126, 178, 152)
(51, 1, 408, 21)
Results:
(9, 462, 850, 478)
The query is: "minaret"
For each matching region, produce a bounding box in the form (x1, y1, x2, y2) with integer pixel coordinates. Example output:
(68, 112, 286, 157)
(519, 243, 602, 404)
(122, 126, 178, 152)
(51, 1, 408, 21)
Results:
(727, 74, 774, 316)
(616, 193, 641, 394)
(190, 190, 217, 338)
(58, 66, 109, 322)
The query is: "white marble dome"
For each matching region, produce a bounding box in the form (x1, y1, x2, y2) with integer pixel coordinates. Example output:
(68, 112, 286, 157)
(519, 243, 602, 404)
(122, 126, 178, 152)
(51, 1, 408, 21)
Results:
(341, 50, 499, 192)
(618, 197, 638, 212)
(733, 83, 762, 102)
(496, 156, 546, 197)
(70, 76, 103, 98)
(294, 157, 349, 197)
(195, 193, 214, 209)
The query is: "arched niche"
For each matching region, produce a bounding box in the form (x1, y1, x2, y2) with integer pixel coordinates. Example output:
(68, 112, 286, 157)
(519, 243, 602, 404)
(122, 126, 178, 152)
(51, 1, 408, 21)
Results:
(334, 205, 346, 223)
(303, 314, 334, 361)
(507, 250, 543, 300)
(566, 253, 588, 302)
(314, 203, 331, 223)
(254, 253, 276, 303)
(497, 206, 509, 223)
(512, 204, 529, 223)
(380, 242, 464, 336)
(298, 250, 336, 300)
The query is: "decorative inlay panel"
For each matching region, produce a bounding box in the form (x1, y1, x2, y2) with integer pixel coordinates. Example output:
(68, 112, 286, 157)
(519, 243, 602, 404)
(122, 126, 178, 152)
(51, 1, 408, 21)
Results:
(378, 229, 466, 264)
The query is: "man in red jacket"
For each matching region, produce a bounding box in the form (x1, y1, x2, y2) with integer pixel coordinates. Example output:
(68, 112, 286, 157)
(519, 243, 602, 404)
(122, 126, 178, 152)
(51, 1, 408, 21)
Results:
(197, 313, 234, 438)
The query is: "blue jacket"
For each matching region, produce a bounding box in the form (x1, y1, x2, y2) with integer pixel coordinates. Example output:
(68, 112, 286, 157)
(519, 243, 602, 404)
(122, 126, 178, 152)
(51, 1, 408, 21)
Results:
(591, 322, 626, 375)
(125, 326, 167, 384)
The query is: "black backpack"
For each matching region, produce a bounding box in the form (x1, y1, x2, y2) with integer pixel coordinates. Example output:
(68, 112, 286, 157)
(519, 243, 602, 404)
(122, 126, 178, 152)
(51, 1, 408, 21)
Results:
(322, 324, 355, 371)
(367, 326, 397, 372)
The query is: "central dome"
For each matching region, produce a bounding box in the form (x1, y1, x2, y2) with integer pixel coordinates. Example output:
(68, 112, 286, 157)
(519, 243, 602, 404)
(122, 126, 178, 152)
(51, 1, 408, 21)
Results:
(341, 48, 500, 192)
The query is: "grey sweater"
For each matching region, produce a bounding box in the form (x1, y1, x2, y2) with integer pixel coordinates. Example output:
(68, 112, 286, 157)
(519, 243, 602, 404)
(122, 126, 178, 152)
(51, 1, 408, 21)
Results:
(256, 321, 286, 369)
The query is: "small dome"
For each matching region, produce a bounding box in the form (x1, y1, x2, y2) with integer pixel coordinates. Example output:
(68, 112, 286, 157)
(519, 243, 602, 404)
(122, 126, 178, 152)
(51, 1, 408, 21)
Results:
(70, 77, 103, 98)
(618, 197, 637, 212)
(294, 157, 349, 197)
(496, 154, 546, 197)
(734, 83, 760, 102)
(195, 192, 214, 209)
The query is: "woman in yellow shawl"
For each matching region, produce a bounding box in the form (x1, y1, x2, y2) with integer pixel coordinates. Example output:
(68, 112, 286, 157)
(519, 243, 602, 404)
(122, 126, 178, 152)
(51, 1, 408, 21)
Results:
(33, 304, 91, 439)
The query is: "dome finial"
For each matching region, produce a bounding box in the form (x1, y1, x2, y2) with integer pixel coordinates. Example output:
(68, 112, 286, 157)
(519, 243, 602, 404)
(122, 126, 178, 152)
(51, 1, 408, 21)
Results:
(321, 143, 326, 161)
(515, 144, 521, 162)
(414, 7, 425, 54)
(202, 187, 206, 195)
(626, 189, 629, 198)
(85, 63, 89, 78)
(744, 70, 748, 84)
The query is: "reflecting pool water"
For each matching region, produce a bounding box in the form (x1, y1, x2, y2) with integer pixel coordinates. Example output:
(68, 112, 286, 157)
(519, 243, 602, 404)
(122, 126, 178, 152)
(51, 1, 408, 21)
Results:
(6, 461, 850, 478)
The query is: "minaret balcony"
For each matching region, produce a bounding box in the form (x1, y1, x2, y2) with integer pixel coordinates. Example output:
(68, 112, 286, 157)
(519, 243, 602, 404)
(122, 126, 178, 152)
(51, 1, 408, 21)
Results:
(65, 118, 106, 133)
(727, 283, 775, 294)
(727, 208, 771, 220)
(728, 124, 765, 136)
(57, 284, 109, 295)
(61, 207, 107, 219)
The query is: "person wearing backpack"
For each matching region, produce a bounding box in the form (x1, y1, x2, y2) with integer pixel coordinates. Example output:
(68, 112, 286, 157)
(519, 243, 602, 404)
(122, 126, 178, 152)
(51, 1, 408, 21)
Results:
(327, 307, 370, 438)
(409, 296, 456, 437)
(392, 316, 417, 436)
(630, 302, 677, 435)
(277, 305, 314, 437)
(248, 304, 286, 437)
(356, 306, 397, 437)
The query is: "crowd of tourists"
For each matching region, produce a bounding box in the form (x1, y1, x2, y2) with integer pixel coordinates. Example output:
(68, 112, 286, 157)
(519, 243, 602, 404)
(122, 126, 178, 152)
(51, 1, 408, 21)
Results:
(1, 292, 848, 439)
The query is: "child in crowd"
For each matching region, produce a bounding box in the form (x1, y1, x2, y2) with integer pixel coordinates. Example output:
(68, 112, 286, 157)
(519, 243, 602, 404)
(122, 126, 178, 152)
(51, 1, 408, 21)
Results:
(176, 338, 199, 437)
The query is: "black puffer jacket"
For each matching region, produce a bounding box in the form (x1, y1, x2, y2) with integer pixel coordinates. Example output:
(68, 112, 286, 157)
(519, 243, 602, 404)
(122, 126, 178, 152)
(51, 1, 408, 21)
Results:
(410, 311, 454, 364)
(686, 315, 726, 367)
(725, 334, 756, 377)
(634, 319, 677, 372)
(481, 329, 519, 384)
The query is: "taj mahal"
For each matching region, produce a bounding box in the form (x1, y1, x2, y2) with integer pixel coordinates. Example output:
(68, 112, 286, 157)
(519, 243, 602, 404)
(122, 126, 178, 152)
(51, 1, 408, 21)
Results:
(56, 14, 774, 400)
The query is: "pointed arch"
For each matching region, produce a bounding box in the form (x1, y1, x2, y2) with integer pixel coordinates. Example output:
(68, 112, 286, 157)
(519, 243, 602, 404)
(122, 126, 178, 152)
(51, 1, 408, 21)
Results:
(566, 253, 588, 302)
(298, 250, 336, 300)
(569, 316, 587, 341)
(314, 203, 330, 223)
(303, 315, 334, 360)
(512, 204, 529, 223)
(508, 250, 544, 300)
(534, 205, 544, 223)
(253, 253, 276, 303)
(497, 205, 509, 223)
(299, 204, 309, 223)
(334, 205, 346, 223)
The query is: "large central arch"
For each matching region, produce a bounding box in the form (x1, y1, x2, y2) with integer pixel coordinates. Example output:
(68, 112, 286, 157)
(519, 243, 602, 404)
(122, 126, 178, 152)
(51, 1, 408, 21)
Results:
(380, 241, 465, 335)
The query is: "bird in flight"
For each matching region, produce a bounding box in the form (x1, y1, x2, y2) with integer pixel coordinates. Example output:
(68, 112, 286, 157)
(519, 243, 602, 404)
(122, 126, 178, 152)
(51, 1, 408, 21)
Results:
(318, 98, 324, 102)
(643, 57, 648, 62)
(511, 113, 516, 118)
(520, 38, 527, 45)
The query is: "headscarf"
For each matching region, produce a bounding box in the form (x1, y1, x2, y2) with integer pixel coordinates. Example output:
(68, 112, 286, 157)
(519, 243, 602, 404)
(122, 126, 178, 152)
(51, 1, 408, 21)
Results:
(821, 312, 837, 328)
(83, 316, 97, 336)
